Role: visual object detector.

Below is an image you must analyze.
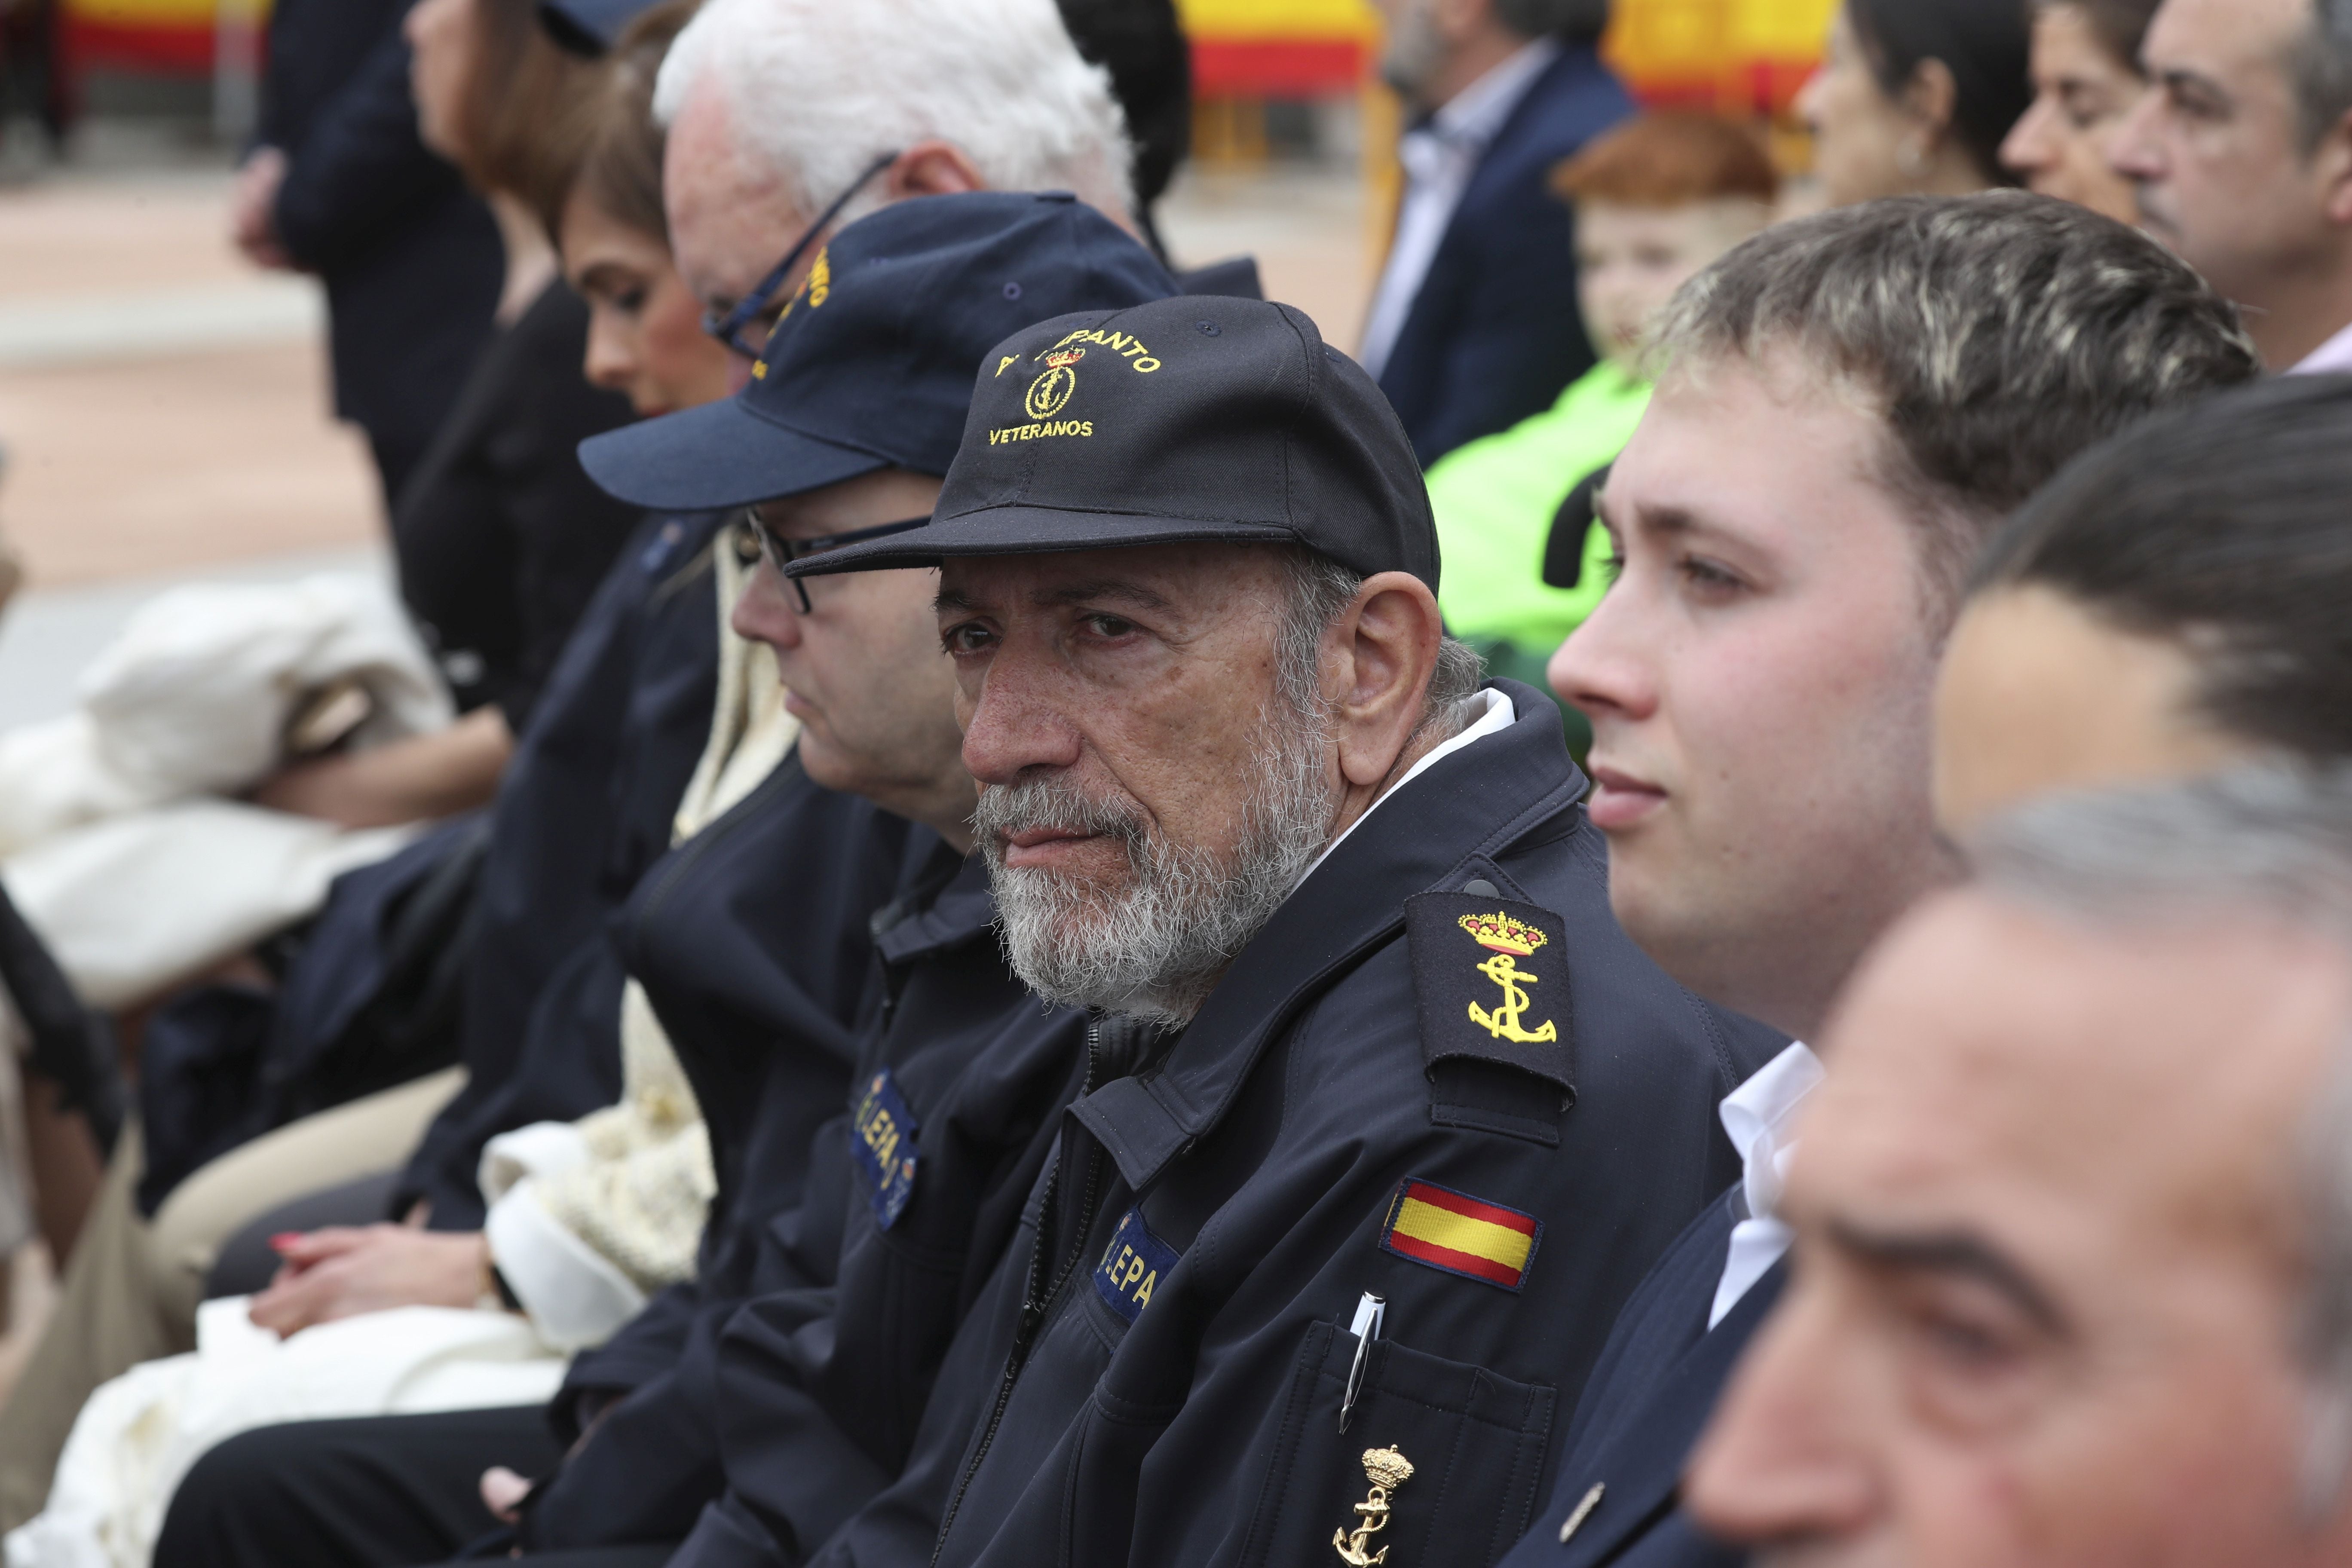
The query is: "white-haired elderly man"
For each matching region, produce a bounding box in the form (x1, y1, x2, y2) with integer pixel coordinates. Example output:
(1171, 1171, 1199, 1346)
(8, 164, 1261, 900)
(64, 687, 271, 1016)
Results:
(655, 0, 1135, 387)
(1690, 767, 2352, 1567)
(771, 291, 1784, 1568)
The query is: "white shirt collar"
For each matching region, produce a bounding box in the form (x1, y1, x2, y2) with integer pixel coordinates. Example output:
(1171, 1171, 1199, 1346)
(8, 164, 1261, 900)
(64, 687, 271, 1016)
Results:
(1298, 687, 1516, 888)
(2290, 316, 2352, 376)
(1708, 1041, 1825, 1329)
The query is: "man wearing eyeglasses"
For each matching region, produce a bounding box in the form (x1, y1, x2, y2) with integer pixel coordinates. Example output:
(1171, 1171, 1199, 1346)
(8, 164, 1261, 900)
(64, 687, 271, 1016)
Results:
(154, 192, 1180, 1568)
(652, 0, 1145, 391)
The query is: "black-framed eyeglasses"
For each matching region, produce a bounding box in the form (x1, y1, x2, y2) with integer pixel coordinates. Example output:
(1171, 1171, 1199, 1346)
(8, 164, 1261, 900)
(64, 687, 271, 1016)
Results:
(750, 511, 930, 614)
(702, 151, 900, 360)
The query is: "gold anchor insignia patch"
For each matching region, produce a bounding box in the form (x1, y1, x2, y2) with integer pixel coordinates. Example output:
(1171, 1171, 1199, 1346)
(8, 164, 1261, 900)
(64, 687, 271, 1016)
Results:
(1458, 911, 1558, 1044)
(1332, 1446, 1414, 1566)
(1403, 891, 1576, 1105)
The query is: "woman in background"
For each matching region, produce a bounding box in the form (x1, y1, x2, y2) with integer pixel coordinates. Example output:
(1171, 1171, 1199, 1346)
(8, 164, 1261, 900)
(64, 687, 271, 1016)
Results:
(256, 0, 643, 829)
(2000, 0, 2160, 223)
(1796, 0, 2033, 207)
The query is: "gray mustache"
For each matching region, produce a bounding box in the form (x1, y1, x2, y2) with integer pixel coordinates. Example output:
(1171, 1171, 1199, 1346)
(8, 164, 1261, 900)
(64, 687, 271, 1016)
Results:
(973, 776, 1147, 850)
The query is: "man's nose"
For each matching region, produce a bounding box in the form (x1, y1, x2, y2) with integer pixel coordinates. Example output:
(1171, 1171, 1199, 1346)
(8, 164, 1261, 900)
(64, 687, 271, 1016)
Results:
(958, 654, 1084, 787)
(732, 559, 803, 652)
(1684, 1292, 1879, 1551)
(2107, 84, 2164, 178)
(1549, 586, 1656, 727)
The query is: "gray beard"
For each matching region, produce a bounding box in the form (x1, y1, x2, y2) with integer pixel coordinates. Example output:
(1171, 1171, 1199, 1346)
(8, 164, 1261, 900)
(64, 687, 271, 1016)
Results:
(975, 711, 1339, 1025)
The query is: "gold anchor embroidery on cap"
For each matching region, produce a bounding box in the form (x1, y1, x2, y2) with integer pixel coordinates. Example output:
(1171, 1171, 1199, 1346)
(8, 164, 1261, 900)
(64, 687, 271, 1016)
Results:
(1458, 912, 1558, 1044)
(1332, 1446, 1414, 1566)
(1025, 346, 1084, 420)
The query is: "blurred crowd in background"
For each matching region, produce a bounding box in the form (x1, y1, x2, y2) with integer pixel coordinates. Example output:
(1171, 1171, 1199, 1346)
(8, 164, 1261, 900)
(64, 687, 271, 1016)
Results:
(0, 1, 2342, 1567)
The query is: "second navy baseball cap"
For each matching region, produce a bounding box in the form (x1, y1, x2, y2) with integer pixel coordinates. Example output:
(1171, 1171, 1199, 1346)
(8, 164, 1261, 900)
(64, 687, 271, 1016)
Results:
(779, 295, 1440, 592)
(579, 193, 1178, 511)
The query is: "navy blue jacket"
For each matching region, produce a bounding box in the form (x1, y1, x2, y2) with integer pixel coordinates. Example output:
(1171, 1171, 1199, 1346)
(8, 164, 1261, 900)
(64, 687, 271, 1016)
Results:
(1500, 1190, 1779, 1568)
(397, 514, 723, 1228)
(1375, 44, 1633, 468)
(900, 681, 1781, 1568)
(259, 0, 502, 497)
(642, 858, 1091, 1568)
(515, 772, 923, 1549)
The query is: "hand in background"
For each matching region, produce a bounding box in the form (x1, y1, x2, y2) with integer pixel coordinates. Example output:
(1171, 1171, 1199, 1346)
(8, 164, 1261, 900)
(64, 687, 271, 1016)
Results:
(231, 147, 294, 271)
(246, 1222, 492, 1336)
(479, 1467, 532, 1525)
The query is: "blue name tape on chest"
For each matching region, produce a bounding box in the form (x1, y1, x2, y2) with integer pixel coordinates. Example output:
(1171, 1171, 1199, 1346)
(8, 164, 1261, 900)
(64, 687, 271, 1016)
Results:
(850, 1069, 919, 1229)
(1093, 1208, 1179, 1324)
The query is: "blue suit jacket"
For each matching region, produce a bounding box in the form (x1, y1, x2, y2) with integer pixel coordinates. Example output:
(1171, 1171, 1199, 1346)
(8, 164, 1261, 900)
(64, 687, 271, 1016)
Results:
(1375, 43, 1634, 468)
(1499, 1188, 1782, 1568)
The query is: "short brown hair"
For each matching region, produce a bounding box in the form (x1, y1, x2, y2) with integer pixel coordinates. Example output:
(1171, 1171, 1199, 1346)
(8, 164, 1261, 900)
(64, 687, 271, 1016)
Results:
(455, 0, 603, 231)
(1650, 192, 2262, 613)
(1549, 111, 1779, 208)
(567, 0, 701, 241)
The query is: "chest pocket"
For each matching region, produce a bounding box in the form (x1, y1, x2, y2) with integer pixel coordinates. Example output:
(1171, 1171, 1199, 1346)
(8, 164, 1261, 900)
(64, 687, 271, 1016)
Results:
(1235, 1320, 1556, 1568)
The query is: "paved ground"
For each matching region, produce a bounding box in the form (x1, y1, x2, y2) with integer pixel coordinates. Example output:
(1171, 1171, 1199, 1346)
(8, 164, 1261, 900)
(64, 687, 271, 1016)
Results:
(0, 154, 1374, 728)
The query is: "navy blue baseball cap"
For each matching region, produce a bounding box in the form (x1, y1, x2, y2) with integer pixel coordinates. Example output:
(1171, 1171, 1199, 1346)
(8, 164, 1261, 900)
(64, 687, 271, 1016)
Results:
(537, 0, 658, 54)
(779, 295, 1442, 592)
(578, 193, 1178, 512)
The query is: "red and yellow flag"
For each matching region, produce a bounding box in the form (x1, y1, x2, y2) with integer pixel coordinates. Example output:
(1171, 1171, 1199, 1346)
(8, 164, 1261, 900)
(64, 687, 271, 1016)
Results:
(1380, 1179, 1542, 1292)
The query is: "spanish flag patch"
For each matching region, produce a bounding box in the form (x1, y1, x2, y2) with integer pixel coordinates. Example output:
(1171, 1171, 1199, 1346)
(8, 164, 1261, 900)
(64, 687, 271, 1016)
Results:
(1379, 1178, 1542, 1292)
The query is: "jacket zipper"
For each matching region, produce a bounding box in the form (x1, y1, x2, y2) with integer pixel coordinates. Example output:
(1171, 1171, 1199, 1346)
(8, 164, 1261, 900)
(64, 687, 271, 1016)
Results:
(931, 1016, 1113, 1565)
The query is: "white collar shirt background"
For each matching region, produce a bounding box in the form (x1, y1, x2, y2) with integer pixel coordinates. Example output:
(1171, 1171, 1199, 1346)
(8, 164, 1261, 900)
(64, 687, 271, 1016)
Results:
(1356, 37, 1563, 381)
(1707, 1040, 1826, 1329)
(2289, 316, 2352, 375)
(1298, 686, 1517, 890)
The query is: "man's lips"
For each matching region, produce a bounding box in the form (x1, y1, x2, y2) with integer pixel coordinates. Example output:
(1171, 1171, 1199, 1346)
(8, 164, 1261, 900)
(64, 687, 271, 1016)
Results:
(1585, 764, 1666, 832)
(1000, 827, 1106, 870)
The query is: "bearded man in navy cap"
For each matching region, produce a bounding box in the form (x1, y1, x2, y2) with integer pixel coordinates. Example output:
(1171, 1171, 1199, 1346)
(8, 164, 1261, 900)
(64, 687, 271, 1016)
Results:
(776, 294, 1785, 1568)
(153, 193, 1179, 1568)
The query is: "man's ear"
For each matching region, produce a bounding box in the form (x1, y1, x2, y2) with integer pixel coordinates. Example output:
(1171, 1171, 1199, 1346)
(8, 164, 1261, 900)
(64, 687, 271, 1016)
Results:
(1329, 572, 1446, 791)
(889, 142, 988, 200)
(2319, 109, 2352, 226)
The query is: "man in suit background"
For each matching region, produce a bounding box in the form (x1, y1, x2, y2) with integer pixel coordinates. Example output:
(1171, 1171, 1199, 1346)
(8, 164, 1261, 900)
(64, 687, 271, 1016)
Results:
(230, 0, 503, 507)
(1359, 0, 1631, 467)
(1513, 194, 2257, 1568)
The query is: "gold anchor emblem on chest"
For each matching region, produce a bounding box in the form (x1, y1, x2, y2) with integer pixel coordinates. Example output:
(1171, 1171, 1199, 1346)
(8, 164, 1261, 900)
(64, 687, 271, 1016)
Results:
(1332, 1446, 1415, 1566)
(1458, 912, 1558, 1044)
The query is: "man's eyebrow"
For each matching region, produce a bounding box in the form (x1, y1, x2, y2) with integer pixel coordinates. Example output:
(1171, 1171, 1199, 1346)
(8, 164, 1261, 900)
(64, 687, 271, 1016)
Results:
(934, 587, 977, 616)
(1629, 501, 1708, 541)
(1034, 579, 1173, 612)
(2153, 65, 2231, 107)
(1827, 1218, 2071, 1338)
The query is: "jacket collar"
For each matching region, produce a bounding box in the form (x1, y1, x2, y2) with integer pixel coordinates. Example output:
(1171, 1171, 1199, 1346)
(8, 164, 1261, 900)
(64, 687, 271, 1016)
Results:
(872, 839, 994, 969)
(1072, 680, 1584, 1191)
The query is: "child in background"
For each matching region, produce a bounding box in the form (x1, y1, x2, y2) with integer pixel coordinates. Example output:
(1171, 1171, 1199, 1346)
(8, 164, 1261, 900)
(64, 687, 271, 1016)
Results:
(1427, 112, 1777, 748)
